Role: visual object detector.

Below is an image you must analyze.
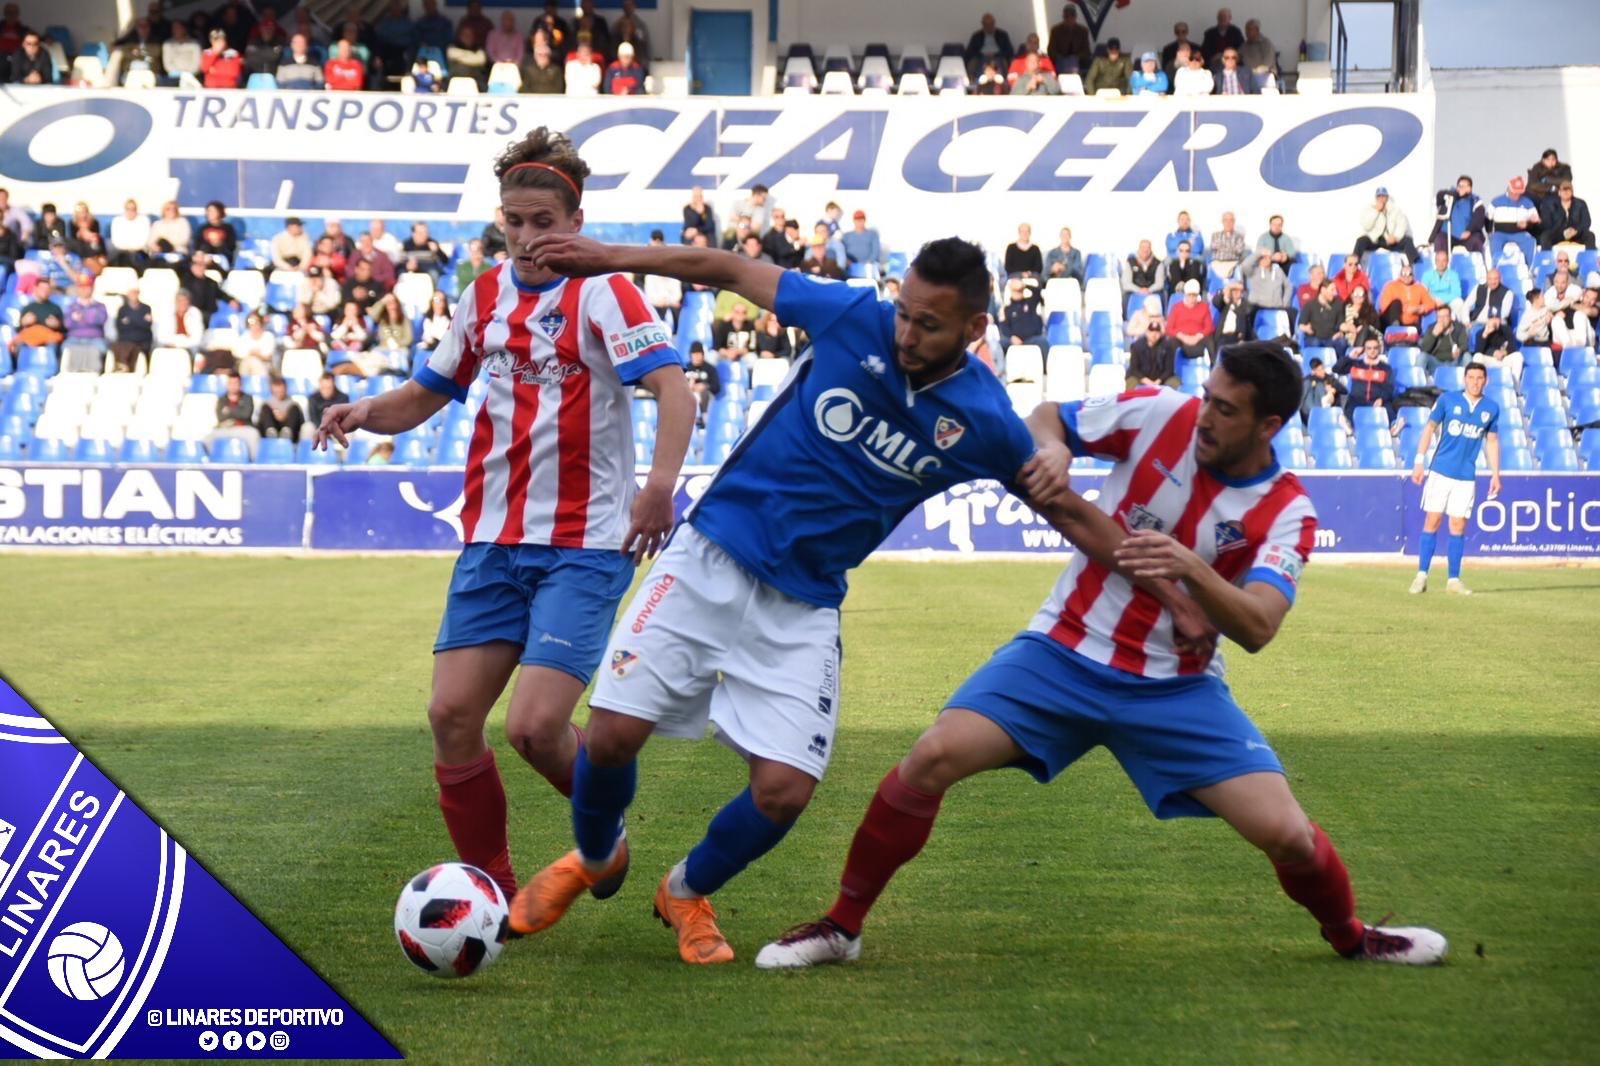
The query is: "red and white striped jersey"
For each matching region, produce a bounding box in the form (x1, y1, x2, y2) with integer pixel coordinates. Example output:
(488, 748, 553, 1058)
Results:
(1030, 387, 1318, 679)
(417, 263, 679, 549)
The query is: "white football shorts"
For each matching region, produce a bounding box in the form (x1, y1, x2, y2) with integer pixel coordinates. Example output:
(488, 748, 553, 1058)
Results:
(590, 524, 842, 780)
(1421, 470, 1476, 519)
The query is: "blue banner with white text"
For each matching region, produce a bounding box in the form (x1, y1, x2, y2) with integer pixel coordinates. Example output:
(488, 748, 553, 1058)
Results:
(2, 465, 1596, 558)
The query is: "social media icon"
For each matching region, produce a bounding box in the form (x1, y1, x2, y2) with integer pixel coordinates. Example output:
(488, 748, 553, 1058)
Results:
(246, 1030, 267, 1051)
(270, 1030, 291, 1051)
(198, 1031, 219, 1051)
(222, 1030, 243, 1051)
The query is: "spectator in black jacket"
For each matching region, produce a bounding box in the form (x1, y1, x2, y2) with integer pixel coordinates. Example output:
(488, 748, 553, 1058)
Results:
(1212, 278, 1256, 346)
(110, 286, 155, 372)
(762, 211, 804, 269)
(1200, 7, 1244, 63)
(997, 277, 1045, 352)
(683, 342, 721, 424)
(180, 252, 233, 319)
(1334, 337, 1395, 414)
(1418, 305, 1469, 372)
(1299, 356, 1346, 424)
(964, 12, 1013, 78)
(9, 30, 54, 83)
(1526, 148, 1572, 205)
(1296, 279, 1344, 349)
(1004, 224, 1043, 278)
(1045, 4, 1090, 73)
(1165, 240, 1206, 298)
(1538, 181, 1594, 249)
(1127, 316, 1180, 389)
(480, 207, 508, 259)
(308, 373, 349, 427)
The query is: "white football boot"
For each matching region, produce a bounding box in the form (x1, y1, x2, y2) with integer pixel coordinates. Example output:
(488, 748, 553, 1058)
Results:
(754, 920, 862, 970)
(1446, 578, 1472, 596)
(1344, 922, 1449, 965)
(1408, 572, 1428, 595)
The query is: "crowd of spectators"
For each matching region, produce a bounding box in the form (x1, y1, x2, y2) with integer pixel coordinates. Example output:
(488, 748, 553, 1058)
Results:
(960, 6, 1284, 97)
(0, 0, 655, 95)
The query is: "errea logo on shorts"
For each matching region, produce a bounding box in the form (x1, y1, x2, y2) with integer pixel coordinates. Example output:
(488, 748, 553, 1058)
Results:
(609, 323, 670, 362)
(813, 388, 943, 483)
(630, 574, 676, 633)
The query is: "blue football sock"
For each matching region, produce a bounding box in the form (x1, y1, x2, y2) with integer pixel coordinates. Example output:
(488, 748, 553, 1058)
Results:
(1447, 533, 1465, 579)
(571, 749, 635, 865)
(1417, 530, 1437, 573)
(682, 788, 794, 896)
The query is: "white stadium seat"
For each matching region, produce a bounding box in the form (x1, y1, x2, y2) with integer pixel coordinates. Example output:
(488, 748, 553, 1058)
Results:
(820, 70, 854, 95)
(488, 62, 522, 92)
(1005, 381, 1043, 417)
(1087, 363, 1127, 398)
(281, 348, 325, 381)
(1042, 278, 1082, 314)
(897, 72, 930, 95)
(1045, 346, 1088, 403)
(93, 267, 139, 299)
(749, 359, 790, 390)
(147, 347, 193, 382)
(447, 77, 479, 95)
(223, 269, 267, 309)
(1004, 345, 1044, 384)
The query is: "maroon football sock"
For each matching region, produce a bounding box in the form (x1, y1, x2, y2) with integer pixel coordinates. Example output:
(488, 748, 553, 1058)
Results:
(435, 748, 517, 901)
(825, 766, 943, 937)
(1273, 823, 1364, 954)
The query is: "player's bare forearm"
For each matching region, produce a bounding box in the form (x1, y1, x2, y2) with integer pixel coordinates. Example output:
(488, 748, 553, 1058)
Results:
(1034, 493, 1210, 640)
(640, 365, 695, 490)
(1025, 402, 1067, 450)
(1115, 531, 1289, 652)
(529, 233, 782, 311)
(361, 380, 451, 434)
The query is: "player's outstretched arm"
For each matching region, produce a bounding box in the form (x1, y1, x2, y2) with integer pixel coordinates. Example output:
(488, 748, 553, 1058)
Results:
(624, 364, 696, 563)
(527, 234, 783, 312)
(1485, 432, 1502, 498)
(1115, 531, 1290, 653)
(1410, 419, 1437, 485)
(314, 380, 451, 450)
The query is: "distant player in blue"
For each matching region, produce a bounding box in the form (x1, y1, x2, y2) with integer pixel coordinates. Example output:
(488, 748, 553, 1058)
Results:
(500, 234, 1171, 963)
(1410, 362, 1501, 595)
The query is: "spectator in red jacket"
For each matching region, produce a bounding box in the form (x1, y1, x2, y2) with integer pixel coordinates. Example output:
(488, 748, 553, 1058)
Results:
(324, 38, 365, 90)
(199, 28, 242, 87)
(1167, 278, 1216, 358)
(1332, 255, 1371, 303)
(602, 41, 644, 94)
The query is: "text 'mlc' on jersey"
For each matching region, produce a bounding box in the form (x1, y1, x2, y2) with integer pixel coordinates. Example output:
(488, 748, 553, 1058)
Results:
(1425, 390, 1500, 480)
(1032, 387, 1318, 680)
(416, 262, 680, 550)
(687, 271, 1038, 609)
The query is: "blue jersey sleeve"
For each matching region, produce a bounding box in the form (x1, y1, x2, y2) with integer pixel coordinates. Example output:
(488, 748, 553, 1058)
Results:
(993, 407, 1038, 483)
(1486, 400, 1500, 433)
(774, 270, 876, 343)
(1428, 394, 1448, 424)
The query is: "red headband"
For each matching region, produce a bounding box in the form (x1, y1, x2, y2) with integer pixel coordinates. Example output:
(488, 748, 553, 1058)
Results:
(502, 161, 582, 201)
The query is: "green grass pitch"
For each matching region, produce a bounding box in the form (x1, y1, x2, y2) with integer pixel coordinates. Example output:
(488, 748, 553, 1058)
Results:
(3, 556, 1597, 1063)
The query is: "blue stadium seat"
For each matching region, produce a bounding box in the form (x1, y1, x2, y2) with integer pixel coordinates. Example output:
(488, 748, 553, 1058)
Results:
(1084, 254, 1116, 279)
(1178, 359, 1207, 387)
(242, 374, 270, 396)
(1387, 345, 1421, 367)
(1521, 346, 1554, 368)
(721, 381, 748, 405)
(1307, 407, 1344, 436)
(71, 438, 112, 462)
(1521, 364, 1559, 393)
(18, 346, 57, 375)
(706, 440, 735, 465)
(118, 439, 158, 463)
(720, 359, 749, 386)
(0, 434, 20, 461)
(1560, 347, 1597, 379)
(297, 438, 339, 464)
(163, 440, 207, 464)
(1433, 366, 1465, 391)
(1580, 433, 1600, 470)
(1502, 445, 1535, 471)
(1537, 445, 1580, 471)
(256, 437, 294, 464)
(1046, 312, 1075, 347)
(1352, 406, 1390, 431)
(1301, 346, 1334, 372)
(1356, 447, 1396, 470)
(1396, 406, 1430, 431)
(631, 398, 658, 425)
(1524, 386, 1563, 412)
(434, 437, 470, 465)
(190, 373, 225, 395)
(1313, 447, 1355, 469)
(395, 437, 431, 467)
(246, 72, 278, 90)
(1392, 363, 1426, 390)
(1528, 405, 1569, 430)
(27, 437, 67, 462)
(210, 437, 251, 464)
(0, 413, 26, 440)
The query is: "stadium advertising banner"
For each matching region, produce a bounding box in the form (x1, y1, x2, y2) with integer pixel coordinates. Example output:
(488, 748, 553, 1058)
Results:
(0, 465, 1592, 557)
(0, 89, 1433, 257)
(0, 466, 305, 549)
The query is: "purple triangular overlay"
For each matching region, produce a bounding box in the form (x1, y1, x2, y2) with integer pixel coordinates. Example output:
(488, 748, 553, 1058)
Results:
(0, 675, 401, 1059)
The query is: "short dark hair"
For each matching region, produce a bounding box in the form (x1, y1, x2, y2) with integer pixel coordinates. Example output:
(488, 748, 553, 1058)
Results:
(226, 370, 242, 381)
(689, 341, 705, 354)
(319, 372, 334, 382)
(751, 183, 769, 195)
(1217, 342, 1302, 423)
(1463, 362, 1487, 377)
(909, 237, 991, 316)
(1457, 174, 1473, 186)
(649, 228, 664, 241)
(1526, 288, 1543, 301)
(268, 373, 286, 387)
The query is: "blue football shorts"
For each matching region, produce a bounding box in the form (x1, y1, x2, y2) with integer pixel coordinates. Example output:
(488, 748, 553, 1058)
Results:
(434, 542, 636, 684)
(945, 632, 1285, 819)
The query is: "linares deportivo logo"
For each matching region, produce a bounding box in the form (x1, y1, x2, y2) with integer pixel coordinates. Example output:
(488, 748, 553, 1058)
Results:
(0, 678, 398, 1059)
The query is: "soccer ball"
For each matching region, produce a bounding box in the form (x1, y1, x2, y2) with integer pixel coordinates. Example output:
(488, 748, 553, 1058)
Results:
(393, 862, 511, 978)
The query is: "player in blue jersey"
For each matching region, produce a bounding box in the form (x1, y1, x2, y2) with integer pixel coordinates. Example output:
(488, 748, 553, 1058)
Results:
(500, 233, 1213, 963)
(1409, 362, 1501, 595)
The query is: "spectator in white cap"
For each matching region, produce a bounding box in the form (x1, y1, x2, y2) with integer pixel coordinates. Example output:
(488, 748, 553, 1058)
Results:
(1167, 278, 1216, 359)
(1129, 51, 1168, 94)
(603, 40, 645, 94)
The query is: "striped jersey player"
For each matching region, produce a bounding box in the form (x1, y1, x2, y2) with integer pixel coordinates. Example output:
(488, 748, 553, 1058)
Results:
(314, 127, 695, 907)
(758, 343, 1449, 971)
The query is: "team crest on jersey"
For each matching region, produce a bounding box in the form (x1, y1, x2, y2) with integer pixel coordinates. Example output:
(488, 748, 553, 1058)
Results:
(1214, 519, 1248, 553)
(861, 354, 887, 377)
(611, 650, 639, 677)
(1124, 503, 1165, 532)
(538, 310, 567, 340)
(934, 416, 965, 450)
(1480, 410, 1491, 423)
